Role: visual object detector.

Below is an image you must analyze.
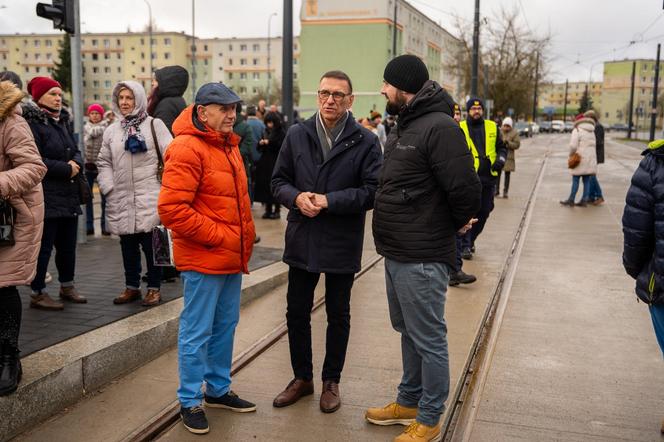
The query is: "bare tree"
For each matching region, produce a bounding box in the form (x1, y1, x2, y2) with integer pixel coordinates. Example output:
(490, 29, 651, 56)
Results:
(448, 7, 550, 119)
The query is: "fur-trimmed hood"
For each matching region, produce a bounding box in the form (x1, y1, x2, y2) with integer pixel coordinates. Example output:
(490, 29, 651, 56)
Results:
(0, 80, 25, 121)
(21, 100, 71, 125)
(574, 117, 595, 132)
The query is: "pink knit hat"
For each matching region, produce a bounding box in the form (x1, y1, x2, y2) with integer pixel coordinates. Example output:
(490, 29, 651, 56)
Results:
(87, 103, 105, 115)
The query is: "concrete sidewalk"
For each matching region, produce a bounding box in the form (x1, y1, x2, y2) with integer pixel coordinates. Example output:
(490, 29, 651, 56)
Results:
(17, 205, 285, 357)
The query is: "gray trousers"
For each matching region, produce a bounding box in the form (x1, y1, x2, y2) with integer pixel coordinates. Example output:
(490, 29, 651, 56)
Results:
(385, 258, 450, 427)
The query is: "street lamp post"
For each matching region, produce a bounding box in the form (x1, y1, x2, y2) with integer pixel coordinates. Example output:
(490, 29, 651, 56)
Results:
(267, 12, 277, 103)
(143, 0, 153, 77)
(191, 0, 197, 101)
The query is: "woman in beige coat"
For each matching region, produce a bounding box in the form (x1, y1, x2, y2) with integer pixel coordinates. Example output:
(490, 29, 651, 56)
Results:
(560, 116, 597, 206)
(497, 117, 520, 198)
(97, 81, 172, 307)
(0, 79, 47, 396)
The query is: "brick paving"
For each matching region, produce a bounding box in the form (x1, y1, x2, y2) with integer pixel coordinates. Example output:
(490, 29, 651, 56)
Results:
(17, 235, 282, 356)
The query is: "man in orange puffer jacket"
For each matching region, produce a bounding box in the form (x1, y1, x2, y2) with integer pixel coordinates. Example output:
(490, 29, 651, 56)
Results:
(158, 83, 256, 435)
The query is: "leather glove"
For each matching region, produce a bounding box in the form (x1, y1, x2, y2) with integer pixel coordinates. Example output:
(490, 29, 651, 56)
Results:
(491, 156, 506, 172)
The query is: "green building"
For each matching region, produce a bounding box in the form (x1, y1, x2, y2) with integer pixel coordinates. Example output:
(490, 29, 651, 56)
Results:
(298, 0, 461, 118)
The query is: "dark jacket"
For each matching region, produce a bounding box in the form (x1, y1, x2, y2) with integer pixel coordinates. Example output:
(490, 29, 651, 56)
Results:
(373, 81, 482, 267)
(622, 140, 664, 304)
(272, 112, 382, 273)
(255, 113, 285, 204)
(595, 123, 605, 164)
(22, 103, 82, 219)
(466, 116, 508, 182)
(233, 108, 255, 181)
(152, 66, 188, 134)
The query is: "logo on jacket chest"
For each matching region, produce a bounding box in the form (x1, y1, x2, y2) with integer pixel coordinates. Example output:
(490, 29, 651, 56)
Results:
(395, 142, 417, 151)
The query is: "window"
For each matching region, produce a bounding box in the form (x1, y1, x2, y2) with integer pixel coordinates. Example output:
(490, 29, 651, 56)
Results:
(93, 67, 99, 73)
(92, 53, 98, 60)
(253, 87, 258, 94)
(105, 94, 111, 101)
(23, 53, 27, 59)
(218, 52, 223, 57)
(240, 72, 247, 79)
(164, 52, 171, 60)
(240, 58, 246, 65)
(240, 86, 247, 94)
(117, 39, 121, 46)
(93, 80, 100, 87)
(151, 38, 156, 45)
(294, 72, 298, 79)
(294, 59, 298, 65)
(35, 53, 41, 60)
(92, 39, 98, 47)
(82, 80, 87, 87)
(229, 44, 233, 51)
(105, 80, 112, 88)
(104, 53, 110, 59)
(253, 72, 260, 80)
(228, 73, 233, 79)
(47, 67, 52, 73)
(228, 58, 233, 66)
(1, 54, 5, 60)
(94, 94, 100, 100)
(164, 38, 172, 45)
(24, 66, 29, 73)
(253, 58, 258, 65)
(294, 43, 298, 50)
(46, 53, 52, 60)
(204, 44, 208, 51)
(140, 38, 144, 45)
(117, 53, 121, 59)
(253, 43, 259, 51)
(141, 67, 145, 73)
(204, 59, 208, 65)
(45, 40, 52, 47)
(34, 40, 40, 47)
(117, 67, 122, 73)
(35, 67, 41, 73)
(240, 44, 247, 51)
(104, 67, 111, 73)
(151, 53, 156, 60)
(141, 52, 145, 59)
(104, 39, 110, 48)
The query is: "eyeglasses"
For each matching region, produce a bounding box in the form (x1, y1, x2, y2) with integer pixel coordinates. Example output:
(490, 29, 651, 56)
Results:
(317, 90, 350, 102)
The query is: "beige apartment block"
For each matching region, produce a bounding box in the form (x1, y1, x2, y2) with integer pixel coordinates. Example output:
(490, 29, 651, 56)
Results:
(0, 32, 209, 109)
(538, 81, 602, 118)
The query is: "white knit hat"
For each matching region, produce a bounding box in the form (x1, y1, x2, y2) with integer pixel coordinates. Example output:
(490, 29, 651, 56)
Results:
(502, 117, 514, 127)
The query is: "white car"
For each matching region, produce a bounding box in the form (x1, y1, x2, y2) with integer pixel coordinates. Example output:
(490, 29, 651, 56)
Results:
(530, 122, 540, 134)
(551, 120, 565, 133)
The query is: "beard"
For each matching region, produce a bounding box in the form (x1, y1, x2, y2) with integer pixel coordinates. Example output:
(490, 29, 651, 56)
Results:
(385, 93, 408, 116)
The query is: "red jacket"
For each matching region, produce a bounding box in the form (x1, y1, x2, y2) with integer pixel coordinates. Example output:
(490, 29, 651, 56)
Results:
(158, 105, 255, 274)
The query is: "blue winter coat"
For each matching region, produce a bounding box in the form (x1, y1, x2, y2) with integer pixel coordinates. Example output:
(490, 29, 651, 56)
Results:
(272, 112, 382, 273)
(22, 104, 82, 219)
(622, 139, 664, 304)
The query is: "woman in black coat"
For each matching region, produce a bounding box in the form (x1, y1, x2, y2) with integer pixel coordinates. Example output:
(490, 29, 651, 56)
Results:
(23, 77, 87, 310)
(147, 65, 188, 134)
(254, 112, 285, 219)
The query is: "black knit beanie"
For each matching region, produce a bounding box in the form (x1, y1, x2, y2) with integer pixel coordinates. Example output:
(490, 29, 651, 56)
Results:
(383, 55, 429, 94)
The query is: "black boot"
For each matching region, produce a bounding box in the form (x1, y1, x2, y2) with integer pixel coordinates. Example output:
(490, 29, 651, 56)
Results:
(0, 344, 22, 396)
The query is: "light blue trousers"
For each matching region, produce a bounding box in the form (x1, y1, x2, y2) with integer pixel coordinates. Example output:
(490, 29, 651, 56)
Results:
(177, 271, 242, 408)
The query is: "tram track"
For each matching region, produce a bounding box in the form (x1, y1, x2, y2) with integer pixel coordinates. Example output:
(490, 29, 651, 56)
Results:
(121, 253, 384, 442)
(442, 143, 551, 441)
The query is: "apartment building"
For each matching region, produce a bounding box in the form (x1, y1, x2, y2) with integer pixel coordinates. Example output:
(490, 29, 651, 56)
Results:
(538, 81, 602, 117)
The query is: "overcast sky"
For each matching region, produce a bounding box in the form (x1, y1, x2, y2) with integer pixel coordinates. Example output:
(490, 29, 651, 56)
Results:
(1, 0, 663, 83)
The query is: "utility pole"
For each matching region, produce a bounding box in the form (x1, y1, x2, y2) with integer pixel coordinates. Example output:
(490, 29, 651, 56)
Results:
(471, 0, 480, 96)
(628, 60, 636, 139)
(650, 43, 661, 142)
(562, 79, 569, 122)
(144, 0, 153, 77)
(282, 0, 294, 127)
(267, 12, 277, 103)
(69, 0, 85, 244)
(391, 0, 398, 58)
(532, 51, 539, 121)
(483, 63, 490, 118)
(191, 0, 197, 102)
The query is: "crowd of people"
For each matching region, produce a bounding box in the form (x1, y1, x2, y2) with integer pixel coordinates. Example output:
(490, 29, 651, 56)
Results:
(0, 52, 662, 441)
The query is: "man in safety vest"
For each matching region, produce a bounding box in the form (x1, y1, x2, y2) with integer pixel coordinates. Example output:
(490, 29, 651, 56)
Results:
(459, 98, 507, 258)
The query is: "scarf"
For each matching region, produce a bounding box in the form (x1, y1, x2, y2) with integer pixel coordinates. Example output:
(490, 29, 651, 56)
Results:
(37, 103, 61, 121)
(315, 111, 348, 161)
(120, 111, 148, 153)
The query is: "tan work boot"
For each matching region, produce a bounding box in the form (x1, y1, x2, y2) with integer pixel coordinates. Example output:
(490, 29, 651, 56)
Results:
(30, 292, 64, 311)
(366, 402, 417, 426)
(113, 288, 142, 304)
(394, 422, 441, 442)
(59, 286, 87, 303)
(141, 289, 161, 307)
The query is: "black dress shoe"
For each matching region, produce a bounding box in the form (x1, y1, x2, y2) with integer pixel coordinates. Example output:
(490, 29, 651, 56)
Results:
(0, 347, 22, 396)
(261, 212, 272, 219)
(268, 212, 281, 219)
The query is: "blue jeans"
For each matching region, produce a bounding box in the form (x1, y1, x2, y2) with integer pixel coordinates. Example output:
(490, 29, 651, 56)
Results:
(650, 304, 664, 357)
(568, 175, 590, 202)
(85, 171, 106, 232)
(385, 258, 450, 427)
(177, 271, 242, 408)
(587, 175, 603, 201)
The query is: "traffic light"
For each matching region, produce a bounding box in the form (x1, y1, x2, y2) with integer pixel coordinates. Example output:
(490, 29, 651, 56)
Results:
(36, 0, 75, 34)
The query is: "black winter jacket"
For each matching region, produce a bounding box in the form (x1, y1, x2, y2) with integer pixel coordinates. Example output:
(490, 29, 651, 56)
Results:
(622, 140, 664, 304)
(373, 81, 482, 267)
(272, 112, 382, 273)
(595, 124, 605, 164)
(22, 104, 82, 219)
(152, 66, 188, 134)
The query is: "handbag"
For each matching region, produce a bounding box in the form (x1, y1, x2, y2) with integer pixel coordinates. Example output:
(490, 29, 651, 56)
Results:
(0, 198, 16, 247)
(568, 152, 581, 169)
(150, 118, 165, 183)
(77, 172, 93, 205)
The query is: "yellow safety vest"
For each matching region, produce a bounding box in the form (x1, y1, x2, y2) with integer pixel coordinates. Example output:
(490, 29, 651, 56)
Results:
(459, 119, 498, 176)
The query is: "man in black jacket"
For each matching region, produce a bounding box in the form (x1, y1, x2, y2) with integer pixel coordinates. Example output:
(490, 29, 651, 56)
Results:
(271, 70, 382, 414)
(366, 55, 481, 441)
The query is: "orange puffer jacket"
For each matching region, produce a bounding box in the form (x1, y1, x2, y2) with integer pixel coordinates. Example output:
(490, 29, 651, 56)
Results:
(158, 105, 255, 274)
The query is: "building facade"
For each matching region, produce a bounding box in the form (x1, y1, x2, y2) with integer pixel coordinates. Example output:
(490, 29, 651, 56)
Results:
(298, 0, 462, 118)
(202, 36, 300, 102)
(538, 81, 602, 118)
(601, 59, 664, 128)
(0, 32, 211, 108)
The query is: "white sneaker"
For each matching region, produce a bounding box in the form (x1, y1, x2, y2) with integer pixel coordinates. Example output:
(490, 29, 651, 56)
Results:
(45, 272, 53, 284)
